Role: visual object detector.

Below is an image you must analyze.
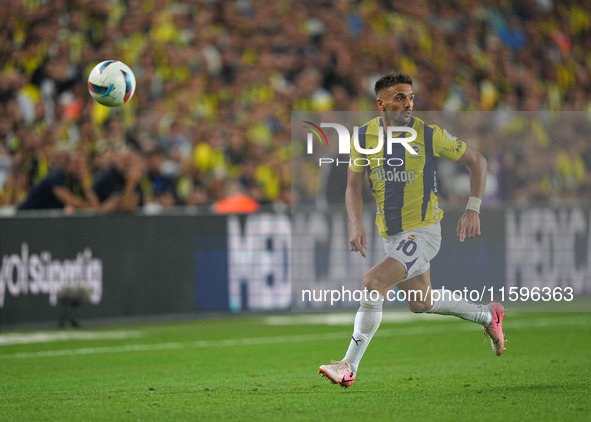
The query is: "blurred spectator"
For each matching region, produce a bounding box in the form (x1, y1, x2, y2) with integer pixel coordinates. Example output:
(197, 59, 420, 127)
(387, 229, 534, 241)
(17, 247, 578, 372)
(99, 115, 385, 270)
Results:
(212, 180, 260, 214)
(498, 17, 527, 51)
(0, 149, 29, 207)
(141, 147, 179, 207)
(556, 143, 586, 195)
(18, 150, 99, 212)
(92, 147, 146, 213)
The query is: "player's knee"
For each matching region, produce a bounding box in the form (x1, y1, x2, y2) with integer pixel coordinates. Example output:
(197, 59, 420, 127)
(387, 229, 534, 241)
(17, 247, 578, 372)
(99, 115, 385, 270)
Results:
(408, 300, 430, 313)
(361, 274, 382, 293)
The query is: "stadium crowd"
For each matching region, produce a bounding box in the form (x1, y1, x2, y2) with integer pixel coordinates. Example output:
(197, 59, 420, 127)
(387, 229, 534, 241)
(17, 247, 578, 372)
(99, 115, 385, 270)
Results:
(1, 0, 590, 214)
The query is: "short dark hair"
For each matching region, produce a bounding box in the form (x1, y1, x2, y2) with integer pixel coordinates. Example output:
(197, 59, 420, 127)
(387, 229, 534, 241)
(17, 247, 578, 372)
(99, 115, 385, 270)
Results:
(374, 72, 413, 96)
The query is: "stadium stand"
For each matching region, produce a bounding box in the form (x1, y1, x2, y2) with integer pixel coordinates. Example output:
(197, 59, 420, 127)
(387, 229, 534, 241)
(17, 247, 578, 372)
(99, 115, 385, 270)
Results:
(1, 0, 590, 212)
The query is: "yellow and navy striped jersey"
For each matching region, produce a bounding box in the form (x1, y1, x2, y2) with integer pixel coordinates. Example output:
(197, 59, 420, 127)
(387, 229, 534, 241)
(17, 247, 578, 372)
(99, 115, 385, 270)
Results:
(350, 116, 466, 238)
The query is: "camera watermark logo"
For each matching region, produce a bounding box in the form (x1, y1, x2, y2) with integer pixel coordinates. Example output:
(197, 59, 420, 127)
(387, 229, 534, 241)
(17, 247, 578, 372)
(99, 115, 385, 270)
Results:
(302, 121, 419, 167)
(302, 121, 329, 149)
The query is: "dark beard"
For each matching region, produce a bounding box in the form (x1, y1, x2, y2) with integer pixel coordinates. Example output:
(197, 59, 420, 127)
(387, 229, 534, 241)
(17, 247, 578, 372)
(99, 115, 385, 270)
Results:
(383, 110, 411, 126)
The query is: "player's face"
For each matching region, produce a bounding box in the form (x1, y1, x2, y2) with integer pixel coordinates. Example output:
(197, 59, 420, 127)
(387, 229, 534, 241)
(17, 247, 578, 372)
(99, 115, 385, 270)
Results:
(377, 84, 414, 126)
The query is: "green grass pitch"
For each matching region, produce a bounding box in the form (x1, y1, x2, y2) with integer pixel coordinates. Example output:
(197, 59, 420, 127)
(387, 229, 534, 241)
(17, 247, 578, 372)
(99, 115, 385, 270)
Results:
(0, 312, 589, 421)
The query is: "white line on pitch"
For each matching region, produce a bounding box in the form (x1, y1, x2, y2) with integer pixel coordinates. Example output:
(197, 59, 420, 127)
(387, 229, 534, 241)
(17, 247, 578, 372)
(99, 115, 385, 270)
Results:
(264, 312, 449, 326)
(0, 316, 587, 360)
(0, 331, 142, 346)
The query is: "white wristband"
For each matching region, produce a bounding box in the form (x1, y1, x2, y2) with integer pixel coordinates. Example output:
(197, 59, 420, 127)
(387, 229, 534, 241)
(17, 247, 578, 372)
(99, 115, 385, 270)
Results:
(466, 196, 482, 213)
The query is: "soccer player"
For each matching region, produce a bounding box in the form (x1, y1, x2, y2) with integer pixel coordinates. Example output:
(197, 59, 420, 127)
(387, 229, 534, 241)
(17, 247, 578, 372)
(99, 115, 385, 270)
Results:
(319, 72, 506, 388)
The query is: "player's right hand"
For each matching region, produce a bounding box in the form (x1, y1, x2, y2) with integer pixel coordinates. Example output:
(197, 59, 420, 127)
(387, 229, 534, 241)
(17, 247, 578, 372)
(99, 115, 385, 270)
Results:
(349, 224, 368, 258)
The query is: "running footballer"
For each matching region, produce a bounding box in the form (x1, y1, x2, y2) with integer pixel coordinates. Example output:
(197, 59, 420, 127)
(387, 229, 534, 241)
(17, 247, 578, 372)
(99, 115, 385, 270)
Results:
(319, 72, 506, 388)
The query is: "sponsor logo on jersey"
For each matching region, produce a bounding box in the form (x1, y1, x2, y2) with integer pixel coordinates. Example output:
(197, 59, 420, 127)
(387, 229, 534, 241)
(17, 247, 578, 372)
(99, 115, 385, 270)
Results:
(374, 168, 416, 183)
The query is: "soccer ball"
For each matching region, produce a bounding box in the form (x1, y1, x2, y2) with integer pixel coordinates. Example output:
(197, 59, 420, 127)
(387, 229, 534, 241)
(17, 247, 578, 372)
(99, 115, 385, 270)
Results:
(88, 60, 136, 107)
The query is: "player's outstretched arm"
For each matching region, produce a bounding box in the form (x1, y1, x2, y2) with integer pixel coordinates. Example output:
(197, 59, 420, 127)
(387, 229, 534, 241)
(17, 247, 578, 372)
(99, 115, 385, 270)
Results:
(455, 145, 487, 242)
(346, 168, 368, 257)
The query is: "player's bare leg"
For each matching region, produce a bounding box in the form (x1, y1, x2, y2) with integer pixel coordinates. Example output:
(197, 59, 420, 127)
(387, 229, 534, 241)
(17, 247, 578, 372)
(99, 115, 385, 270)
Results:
(320, 262, 507, 387)
(399, 269, 506, 355)
(396, 269, 435, 312)
(319, 257, 405, 387)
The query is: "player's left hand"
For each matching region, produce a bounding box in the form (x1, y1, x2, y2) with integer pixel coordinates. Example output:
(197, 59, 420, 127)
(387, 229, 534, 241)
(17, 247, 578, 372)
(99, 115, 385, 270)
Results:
(457, 210, 481, 242)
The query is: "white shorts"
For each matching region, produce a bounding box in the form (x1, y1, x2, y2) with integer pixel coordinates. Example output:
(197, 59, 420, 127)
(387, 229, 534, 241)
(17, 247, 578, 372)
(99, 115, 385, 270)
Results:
(383, 223, 441, 281)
